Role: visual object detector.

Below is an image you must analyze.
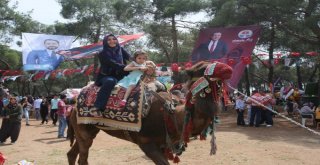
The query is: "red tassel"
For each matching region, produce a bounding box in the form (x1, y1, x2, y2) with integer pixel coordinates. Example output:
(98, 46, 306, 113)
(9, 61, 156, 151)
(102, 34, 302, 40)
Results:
(165, 149, 174, 160)
(200, 134, 206, 140)
(183, 120, 193, 143)
(173, 155, 180, 164)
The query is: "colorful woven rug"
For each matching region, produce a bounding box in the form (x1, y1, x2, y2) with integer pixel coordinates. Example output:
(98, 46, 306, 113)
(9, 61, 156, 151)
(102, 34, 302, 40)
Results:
(76, 83, 144, 131)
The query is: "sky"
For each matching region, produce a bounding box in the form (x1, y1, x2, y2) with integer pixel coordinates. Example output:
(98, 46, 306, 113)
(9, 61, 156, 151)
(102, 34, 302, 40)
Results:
(10, 0, 68, 25)
(8, 0, 209, 50)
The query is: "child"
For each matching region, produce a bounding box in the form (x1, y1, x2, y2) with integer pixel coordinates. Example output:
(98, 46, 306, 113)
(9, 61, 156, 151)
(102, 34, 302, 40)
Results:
(118, 50, 155, 107)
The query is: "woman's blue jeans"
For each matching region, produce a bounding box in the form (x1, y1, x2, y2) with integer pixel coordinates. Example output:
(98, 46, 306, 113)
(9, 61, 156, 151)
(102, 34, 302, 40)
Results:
(94, 76, 118, 109)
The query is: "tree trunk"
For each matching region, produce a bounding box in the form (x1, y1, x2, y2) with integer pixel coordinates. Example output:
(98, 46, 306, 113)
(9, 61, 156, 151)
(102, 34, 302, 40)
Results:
(158, 41, 171, 62)
(296, 60, 303, 90)
(42, 80, 50, 95)
(244, 66, 251, 96)
(308, 64, 318, 82)
(17, 81, 21, 96)
(268, 23, 275, 84)
(0, 59, 11, 70)
(93, 21, 102, 80)
(171, 15, 179, 63)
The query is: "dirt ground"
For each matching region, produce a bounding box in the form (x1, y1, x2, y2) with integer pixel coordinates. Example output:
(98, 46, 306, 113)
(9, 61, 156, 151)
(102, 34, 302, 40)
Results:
(1, 109, 320, 165)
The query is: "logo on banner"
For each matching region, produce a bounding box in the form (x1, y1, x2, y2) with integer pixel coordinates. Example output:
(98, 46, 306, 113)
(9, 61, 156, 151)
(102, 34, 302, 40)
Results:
(238, 30, 253, 39)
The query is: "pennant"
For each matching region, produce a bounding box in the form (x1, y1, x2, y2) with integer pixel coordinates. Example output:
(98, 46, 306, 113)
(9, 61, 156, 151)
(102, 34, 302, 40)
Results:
(81, 65, 89, 73)
(44, 72, 51, 80)
(305, 51, 318, 56)
(290, 52, 300, 57)
(59, 33, 144, 60)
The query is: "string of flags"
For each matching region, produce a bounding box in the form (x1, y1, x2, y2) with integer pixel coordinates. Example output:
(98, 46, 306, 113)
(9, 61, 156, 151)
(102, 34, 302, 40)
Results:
(0, 51, 318, 82)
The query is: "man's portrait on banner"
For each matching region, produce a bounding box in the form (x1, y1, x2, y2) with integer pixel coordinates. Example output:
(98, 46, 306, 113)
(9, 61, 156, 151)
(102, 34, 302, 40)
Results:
(26, 39, 64, 69)
(22, 33, 74, 71)
(191, 32, 228, 62)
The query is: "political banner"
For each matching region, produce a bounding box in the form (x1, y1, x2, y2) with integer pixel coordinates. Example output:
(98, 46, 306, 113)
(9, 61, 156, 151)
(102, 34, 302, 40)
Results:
(190, 25, 261, 89)
(22, 33, 75, 71)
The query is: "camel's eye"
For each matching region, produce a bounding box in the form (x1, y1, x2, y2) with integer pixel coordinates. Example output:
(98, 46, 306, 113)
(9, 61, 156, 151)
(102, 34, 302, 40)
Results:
(200, 92, 206, 98)
(205, 87, 211, 93)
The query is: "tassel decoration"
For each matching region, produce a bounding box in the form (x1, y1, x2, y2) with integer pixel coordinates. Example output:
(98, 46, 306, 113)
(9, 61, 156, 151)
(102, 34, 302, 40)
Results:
(165, 149, 174, 160)
(173, 155, 180, 164)
(200, 134, 206, 140)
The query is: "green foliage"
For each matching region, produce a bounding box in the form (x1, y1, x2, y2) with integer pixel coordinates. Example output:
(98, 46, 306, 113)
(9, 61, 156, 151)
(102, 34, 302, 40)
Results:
(153, 0, 209, 19)
(0, 45, 21, 69)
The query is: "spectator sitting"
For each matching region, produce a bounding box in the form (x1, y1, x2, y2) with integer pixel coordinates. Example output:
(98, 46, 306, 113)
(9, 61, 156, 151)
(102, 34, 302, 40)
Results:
(300, 102, 315, 115)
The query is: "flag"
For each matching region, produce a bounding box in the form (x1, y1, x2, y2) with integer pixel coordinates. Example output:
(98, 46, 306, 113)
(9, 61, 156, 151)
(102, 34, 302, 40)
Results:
(58, 33, 144, 60)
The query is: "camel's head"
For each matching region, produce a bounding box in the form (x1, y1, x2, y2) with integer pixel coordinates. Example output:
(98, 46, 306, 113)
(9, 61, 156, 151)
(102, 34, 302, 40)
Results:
(184, 61, 232, 135)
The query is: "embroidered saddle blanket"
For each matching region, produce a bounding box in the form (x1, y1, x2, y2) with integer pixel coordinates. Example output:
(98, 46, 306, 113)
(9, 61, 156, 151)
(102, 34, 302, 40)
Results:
(76, 82, 146, 131)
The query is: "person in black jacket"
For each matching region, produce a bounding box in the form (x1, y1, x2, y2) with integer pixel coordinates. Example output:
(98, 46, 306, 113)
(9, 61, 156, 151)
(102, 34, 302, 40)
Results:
(92, 34, 131, 117)
(0, 97, 23, 144)
(40, 97, 49, 124)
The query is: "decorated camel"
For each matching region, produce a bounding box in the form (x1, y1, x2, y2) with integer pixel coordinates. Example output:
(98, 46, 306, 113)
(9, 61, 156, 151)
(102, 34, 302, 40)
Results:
(67, 61, 233, 165)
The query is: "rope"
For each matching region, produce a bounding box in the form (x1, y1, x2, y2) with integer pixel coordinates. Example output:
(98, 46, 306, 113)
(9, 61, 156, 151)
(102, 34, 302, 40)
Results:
(227, 83, 320, 136)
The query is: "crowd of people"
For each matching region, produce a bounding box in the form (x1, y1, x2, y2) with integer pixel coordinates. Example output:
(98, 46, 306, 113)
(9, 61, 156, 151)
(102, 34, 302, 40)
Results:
(234, 90, 276, 127)
(0, 90, 75, 144)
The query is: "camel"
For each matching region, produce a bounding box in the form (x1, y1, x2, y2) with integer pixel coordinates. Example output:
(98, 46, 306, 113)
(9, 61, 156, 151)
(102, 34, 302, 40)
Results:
(67, 61, 233, 165)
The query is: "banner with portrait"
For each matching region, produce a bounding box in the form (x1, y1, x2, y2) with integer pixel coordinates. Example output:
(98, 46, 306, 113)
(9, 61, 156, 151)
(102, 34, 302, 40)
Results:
(22, 33, 75, 71)
(190, 25, 261, 89)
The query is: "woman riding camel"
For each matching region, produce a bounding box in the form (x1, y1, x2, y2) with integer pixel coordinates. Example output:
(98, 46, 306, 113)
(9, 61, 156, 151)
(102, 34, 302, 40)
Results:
(92, 34, 131, 117)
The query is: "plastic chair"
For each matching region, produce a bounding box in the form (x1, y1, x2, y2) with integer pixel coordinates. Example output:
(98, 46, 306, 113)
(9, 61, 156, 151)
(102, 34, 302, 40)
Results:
(299, 111, 315, 126)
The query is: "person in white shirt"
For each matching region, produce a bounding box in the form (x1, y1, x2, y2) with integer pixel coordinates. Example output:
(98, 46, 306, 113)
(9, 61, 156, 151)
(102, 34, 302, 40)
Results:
(235, 94, 246, 126)
(33, 96, 43, 121)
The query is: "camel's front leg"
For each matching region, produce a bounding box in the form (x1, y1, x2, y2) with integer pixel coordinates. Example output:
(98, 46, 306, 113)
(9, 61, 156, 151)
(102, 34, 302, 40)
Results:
(139, 142, 170, 165)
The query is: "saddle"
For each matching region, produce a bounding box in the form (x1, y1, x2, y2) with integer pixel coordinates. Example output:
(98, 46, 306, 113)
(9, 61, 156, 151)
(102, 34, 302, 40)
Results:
(76, 70, 166, 131)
